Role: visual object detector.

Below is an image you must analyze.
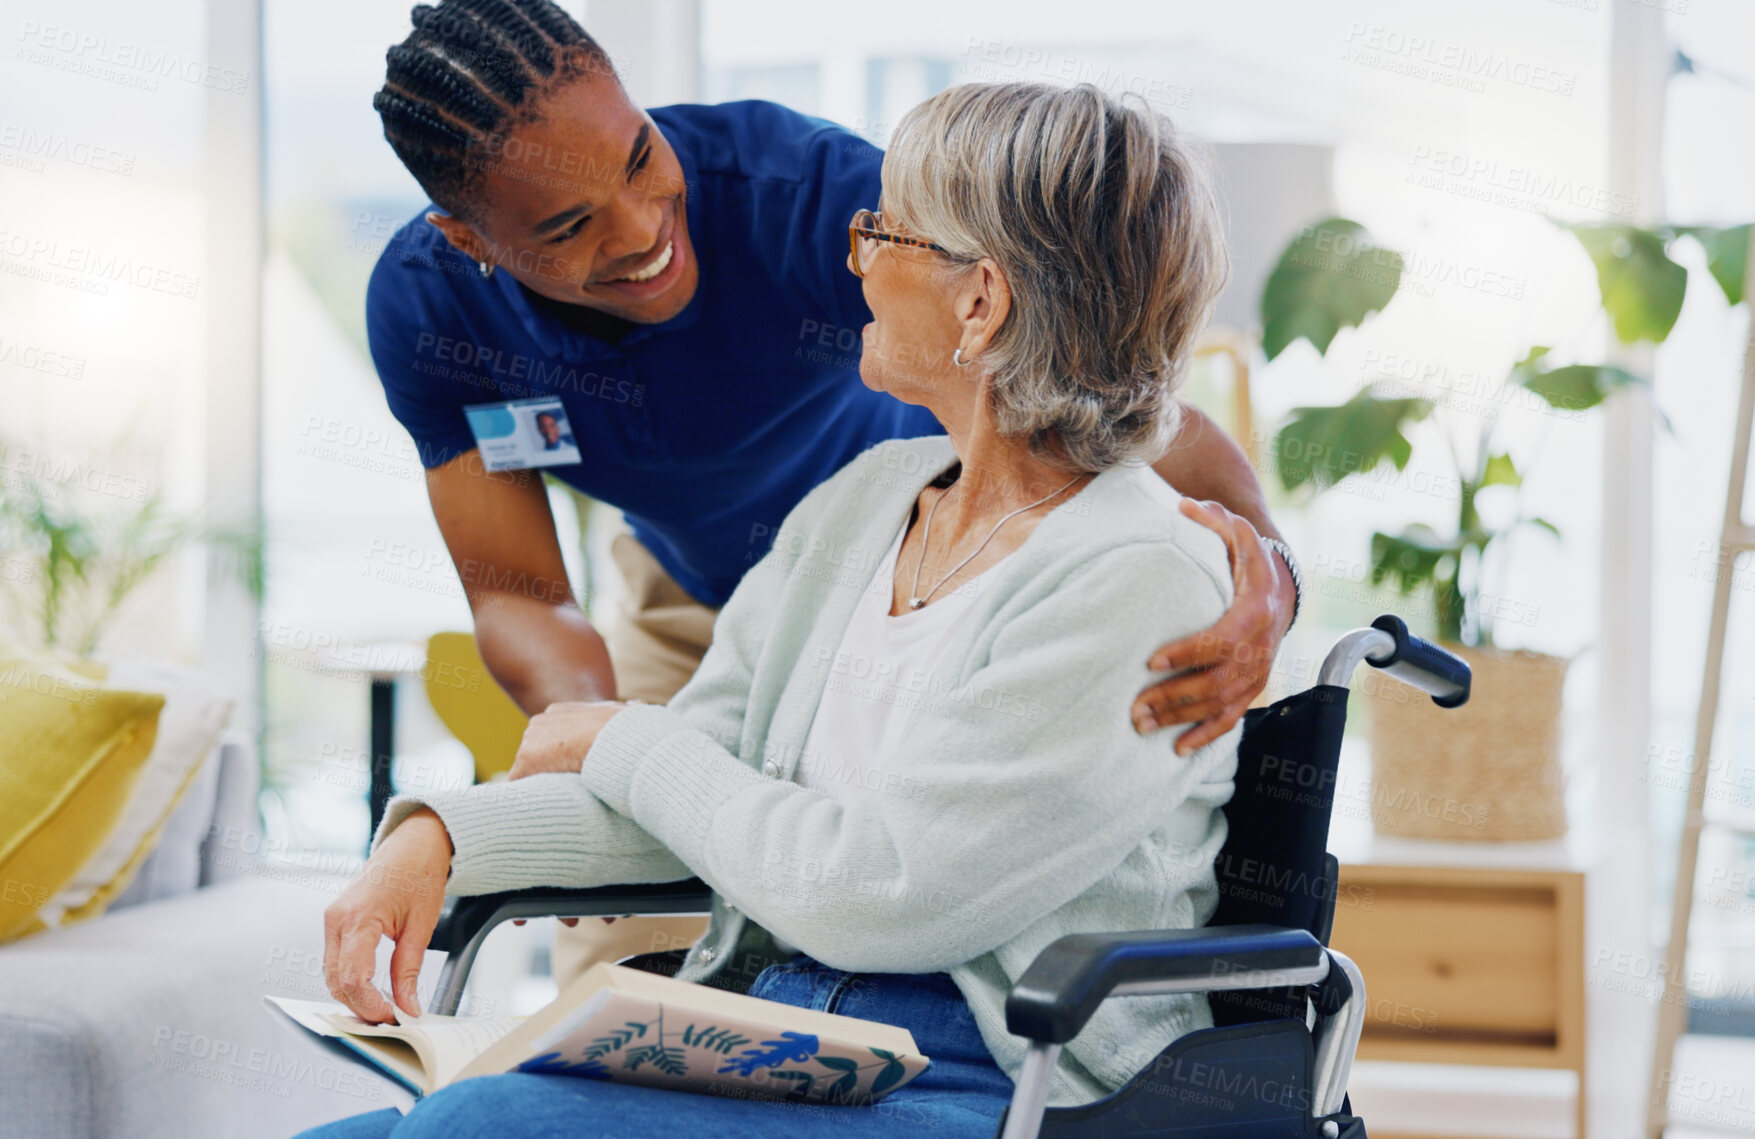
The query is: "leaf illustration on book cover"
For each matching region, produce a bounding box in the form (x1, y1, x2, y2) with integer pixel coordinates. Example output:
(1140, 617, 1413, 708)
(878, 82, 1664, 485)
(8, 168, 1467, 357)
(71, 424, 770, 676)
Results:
(516, 1052, 613, 1080)
(869, 1047, 908, 1095)
(768, 1070, 815, 1099)
(622, 1043, 689, 1076)
(681, 1023, 752, 1055)
(815, 1055, 861, 1099)
(582, 1020, 649, 1062)
(717, 1031, 820, 1076)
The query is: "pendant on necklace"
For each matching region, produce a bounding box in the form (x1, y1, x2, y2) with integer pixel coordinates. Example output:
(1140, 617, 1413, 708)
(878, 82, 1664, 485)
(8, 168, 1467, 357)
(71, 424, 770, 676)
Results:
(908, 598, 925, 610)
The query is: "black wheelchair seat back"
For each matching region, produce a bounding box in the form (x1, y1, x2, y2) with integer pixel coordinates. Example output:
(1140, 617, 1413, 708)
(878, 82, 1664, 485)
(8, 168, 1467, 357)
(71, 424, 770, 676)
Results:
(1209, 684, 1351, 1027)
(1029, 617, 1474, 1137)
(1029, 684, 1364, 1138)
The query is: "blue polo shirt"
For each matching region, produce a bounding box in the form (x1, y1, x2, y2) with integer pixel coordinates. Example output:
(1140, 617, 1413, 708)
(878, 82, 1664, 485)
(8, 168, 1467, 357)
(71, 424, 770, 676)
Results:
(365, 100, 943, 607)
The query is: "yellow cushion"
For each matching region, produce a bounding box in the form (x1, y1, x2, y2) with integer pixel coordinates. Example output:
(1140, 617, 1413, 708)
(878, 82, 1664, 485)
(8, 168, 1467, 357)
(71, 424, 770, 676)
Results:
(40, 657, 232, 930)
(0, 647, 164, 943)
(47, 750, 201, 928)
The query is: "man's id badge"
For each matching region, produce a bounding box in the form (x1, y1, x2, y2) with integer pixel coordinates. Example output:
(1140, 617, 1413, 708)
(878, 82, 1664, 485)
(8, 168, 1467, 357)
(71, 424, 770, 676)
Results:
(464, 398, 582, 471)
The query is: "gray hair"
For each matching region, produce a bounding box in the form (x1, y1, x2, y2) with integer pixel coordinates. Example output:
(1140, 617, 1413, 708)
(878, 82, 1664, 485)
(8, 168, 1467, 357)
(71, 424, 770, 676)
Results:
(883, 82, 1229, 472)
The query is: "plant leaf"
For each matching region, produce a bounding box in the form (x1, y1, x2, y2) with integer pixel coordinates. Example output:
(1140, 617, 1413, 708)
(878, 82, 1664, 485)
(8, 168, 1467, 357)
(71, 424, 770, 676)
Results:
(1675, 224, 1750, 307)
(1519, 516, 1561, 539)
(1481, 453, 1520, 489)
(1273, 390, 1432, 492)
(1259, 217, 1402, 360)
(1369, 526, 1462, 595)
(1520, 363, 1669, 430)
(1567, 224, 1687, 343)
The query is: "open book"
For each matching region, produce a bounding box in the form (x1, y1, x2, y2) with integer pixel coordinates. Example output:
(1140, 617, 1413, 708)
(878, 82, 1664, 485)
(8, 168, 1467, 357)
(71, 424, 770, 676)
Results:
(264, 962, 928, 1106)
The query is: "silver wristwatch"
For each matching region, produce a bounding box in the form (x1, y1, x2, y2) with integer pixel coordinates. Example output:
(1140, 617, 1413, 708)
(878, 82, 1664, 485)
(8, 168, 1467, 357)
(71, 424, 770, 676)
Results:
(1260, 537, 1303, 628)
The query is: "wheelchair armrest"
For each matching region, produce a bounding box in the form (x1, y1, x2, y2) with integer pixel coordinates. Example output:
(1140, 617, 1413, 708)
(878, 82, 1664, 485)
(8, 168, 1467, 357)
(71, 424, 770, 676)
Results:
(429, 879, 714, 954)
(1005, 925, 1329, 1044)
(428, 880, 714, 1015)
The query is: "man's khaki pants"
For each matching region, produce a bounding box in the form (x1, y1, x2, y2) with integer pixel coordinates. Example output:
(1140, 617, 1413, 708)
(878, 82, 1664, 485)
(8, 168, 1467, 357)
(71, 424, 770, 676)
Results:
(549, 524, 718, 988)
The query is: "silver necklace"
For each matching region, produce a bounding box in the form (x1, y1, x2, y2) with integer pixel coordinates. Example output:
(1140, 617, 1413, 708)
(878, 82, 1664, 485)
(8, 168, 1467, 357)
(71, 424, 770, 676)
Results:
(906, 471, 1084, 610)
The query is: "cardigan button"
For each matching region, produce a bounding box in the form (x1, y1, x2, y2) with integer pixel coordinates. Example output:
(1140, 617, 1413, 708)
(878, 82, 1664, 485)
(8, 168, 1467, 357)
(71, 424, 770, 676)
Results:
(762, 760, 780, 778)
(698, 947, 717, 963)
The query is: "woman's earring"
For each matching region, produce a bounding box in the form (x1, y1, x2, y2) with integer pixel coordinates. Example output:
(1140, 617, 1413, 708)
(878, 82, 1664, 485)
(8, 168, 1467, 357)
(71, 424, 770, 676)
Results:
(478, 260, 496, 279)
(952, 348, 972, 368)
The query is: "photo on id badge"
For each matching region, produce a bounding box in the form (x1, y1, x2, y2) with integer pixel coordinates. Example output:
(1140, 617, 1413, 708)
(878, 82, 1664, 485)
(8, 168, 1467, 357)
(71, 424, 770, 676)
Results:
(465, 398, 582, 471)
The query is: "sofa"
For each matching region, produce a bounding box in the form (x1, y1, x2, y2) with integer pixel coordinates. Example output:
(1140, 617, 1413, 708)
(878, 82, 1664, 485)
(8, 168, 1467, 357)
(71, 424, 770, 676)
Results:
(0, 733, 409, 1138)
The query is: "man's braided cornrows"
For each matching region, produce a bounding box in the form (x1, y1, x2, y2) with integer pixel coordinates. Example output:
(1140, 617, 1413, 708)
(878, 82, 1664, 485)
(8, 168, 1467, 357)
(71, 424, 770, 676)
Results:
(373, 0, 612, 221)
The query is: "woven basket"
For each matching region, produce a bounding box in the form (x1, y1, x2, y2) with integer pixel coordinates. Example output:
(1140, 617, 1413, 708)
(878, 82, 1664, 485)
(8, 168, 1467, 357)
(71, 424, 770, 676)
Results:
(1363, 645, 1569, 841)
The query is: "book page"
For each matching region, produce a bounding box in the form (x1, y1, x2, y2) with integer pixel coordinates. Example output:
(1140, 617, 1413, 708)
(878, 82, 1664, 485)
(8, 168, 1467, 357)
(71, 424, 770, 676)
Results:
(263, 997, 432, 1094)
(456, 987, 615, 1083)
(389, 1010, 526, 1088)
(263, 995, 524, 1094)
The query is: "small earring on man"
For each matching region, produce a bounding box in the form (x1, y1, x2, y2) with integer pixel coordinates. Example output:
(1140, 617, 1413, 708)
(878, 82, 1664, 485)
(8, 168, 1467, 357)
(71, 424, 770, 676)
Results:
(952, 348, 972, 368)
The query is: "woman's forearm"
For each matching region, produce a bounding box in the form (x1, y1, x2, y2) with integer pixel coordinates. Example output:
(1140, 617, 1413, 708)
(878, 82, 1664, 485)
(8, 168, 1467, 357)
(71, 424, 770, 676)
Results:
(396, 806, 454, 859)
(369, 775, 693, 896)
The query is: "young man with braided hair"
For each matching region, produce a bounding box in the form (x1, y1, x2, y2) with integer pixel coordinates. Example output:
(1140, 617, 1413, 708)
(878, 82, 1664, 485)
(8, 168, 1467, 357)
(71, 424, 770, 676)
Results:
(356, 0, 1303, 990)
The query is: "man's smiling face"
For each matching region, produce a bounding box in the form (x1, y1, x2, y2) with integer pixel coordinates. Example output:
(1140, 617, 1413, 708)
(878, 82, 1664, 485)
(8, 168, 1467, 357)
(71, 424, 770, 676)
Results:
(432, 70, 701, 324)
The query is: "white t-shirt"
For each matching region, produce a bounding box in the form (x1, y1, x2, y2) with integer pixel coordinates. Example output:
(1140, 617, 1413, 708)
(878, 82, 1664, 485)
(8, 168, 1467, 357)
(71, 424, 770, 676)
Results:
(795, 524, 1014, 803)
(771, 525, 1013, 958)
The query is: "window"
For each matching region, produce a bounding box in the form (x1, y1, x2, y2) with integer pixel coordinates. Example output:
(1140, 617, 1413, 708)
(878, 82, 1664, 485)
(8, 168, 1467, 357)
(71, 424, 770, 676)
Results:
(258, 0, 594, 864)
(0, 0, 213, 658)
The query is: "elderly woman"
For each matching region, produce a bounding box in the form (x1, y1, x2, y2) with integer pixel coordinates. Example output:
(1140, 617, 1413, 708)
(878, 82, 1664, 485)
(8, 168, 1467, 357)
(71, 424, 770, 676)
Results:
(309, 80, 1237, 1139)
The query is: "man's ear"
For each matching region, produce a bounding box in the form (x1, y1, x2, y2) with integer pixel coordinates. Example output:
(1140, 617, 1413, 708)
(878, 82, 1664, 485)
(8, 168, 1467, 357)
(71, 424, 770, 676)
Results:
(426, 211, 491, 263)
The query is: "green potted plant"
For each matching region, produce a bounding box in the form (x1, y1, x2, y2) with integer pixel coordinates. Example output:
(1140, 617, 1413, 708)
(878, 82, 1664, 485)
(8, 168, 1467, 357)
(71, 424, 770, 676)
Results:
(0, 440, 262, 657)
(1260, 217, 1747, 839)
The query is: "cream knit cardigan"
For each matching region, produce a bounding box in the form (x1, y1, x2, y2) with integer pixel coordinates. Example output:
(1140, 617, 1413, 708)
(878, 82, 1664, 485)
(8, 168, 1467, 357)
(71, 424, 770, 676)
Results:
(374, 434, 1241, 1106)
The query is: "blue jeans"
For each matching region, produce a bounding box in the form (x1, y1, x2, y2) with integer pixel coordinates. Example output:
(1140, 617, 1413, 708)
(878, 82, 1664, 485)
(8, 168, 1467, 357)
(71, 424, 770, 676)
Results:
(293, 957, 1014, 1139)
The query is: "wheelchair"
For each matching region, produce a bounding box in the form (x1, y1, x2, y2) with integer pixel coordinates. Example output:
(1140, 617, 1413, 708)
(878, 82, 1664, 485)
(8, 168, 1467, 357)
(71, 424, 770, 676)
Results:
(422, 615, 1471, 1139)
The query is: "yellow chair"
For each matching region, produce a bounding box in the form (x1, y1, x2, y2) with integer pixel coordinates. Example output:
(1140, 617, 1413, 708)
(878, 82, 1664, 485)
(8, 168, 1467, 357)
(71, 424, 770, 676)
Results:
(420, 631, 708, 980)
(421, 632, 527, 784)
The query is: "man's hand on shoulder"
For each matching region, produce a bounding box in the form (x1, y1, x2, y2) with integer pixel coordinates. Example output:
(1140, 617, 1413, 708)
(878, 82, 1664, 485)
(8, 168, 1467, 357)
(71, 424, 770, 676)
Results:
(1131, 498, 1297, 756)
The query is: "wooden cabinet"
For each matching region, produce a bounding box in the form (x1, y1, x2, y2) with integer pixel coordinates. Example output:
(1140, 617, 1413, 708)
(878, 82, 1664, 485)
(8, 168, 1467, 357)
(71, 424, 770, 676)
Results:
(1332, 863, 1587, 1138)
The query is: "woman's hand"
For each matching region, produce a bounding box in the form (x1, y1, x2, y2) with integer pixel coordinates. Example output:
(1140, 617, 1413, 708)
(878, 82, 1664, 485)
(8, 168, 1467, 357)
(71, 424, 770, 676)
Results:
(322, 807, 452, 1023)
(508, 700, 630, 780)
(1132, 498, 1295, 755)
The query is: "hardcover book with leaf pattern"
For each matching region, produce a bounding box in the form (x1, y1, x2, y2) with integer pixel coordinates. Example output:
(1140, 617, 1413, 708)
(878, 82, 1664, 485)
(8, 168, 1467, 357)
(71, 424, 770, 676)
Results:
(264, 961, 929, 1107)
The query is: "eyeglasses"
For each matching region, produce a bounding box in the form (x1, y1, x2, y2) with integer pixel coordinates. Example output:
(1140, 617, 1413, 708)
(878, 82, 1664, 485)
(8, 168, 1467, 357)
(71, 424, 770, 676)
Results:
(847, 208, 949, 278)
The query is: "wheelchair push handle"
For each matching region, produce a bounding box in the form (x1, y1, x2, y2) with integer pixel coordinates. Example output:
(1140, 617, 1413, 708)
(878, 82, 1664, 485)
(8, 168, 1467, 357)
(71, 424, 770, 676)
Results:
(1316, 614, 1471, 707)
(1365, 614, 1470, 707)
